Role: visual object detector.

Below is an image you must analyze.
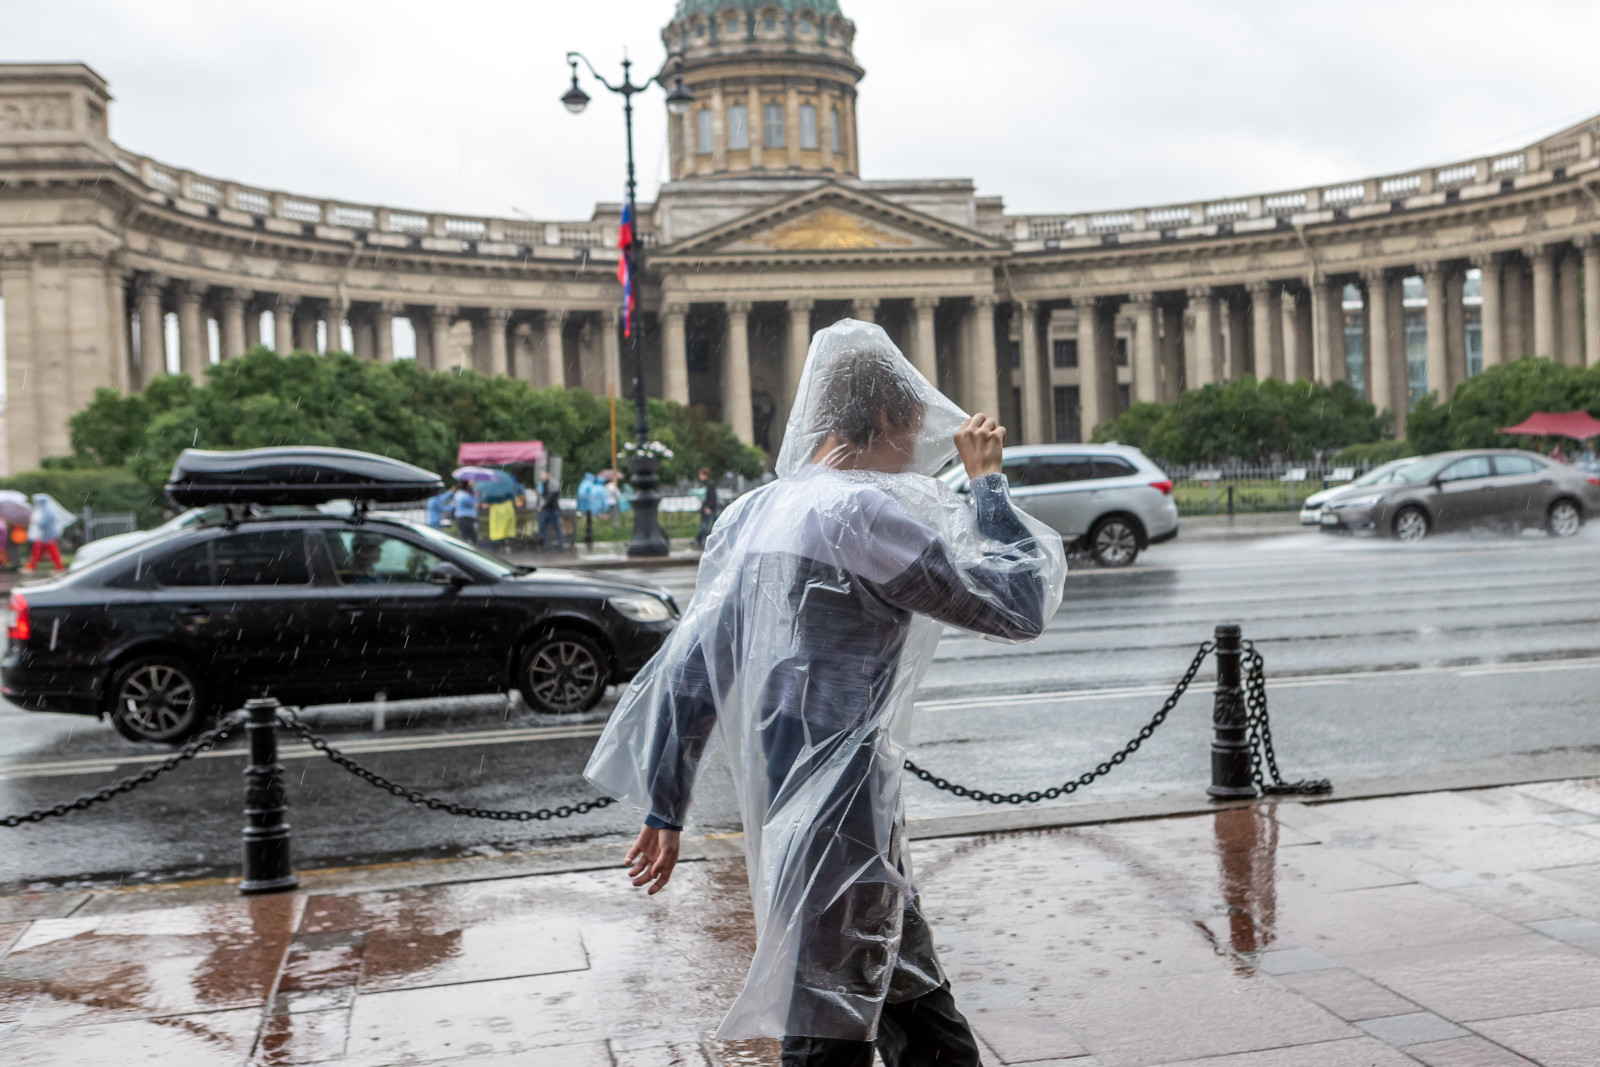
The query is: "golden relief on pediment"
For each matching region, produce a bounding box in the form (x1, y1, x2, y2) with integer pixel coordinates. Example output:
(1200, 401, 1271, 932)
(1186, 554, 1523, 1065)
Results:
(757, 207, 915, 250)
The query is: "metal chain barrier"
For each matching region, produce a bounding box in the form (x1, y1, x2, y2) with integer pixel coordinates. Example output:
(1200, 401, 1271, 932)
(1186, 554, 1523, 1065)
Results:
(276, 708, 615, 821)
(0, 711, 246, 827)
(904, 641, 1218, 805)
(1243, 640, 1333, 796)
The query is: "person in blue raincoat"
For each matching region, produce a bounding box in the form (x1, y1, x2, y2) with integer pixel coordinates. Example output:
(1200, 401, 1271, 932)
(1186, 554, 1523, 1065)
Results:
(425, 488, 454, 529)
(24, 493, 74, 572)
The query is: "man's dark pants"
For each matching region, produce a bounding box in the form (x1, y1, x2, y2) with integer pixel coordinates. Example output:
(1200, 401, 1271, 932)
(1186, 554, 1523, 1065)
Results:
(780, 982, 981, 1067)
(455, 516, 478, 545)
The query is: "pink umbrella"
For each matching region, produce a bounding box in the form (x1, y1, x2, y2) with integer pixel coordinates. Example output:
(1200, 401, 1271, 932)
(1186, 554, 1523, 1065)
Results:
(0, 490, 31, 527)
(451, 466, 499, 483)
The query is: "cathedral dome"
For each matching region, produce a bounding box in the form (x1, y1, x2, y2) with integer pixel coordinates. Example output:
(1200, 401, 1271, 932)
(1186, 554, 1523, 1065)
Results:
(661, 1, 862, 181)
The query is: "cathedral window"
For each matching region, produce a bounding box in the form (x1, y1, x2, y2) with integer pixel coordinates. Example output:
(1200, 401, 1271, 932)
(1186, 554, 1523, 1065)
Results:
(799, 105, 818, 150)
(830, 108, 841, 153)
(697, 109, 714, 154)
(764, 104, 785, 148)
(727, 105, 749, 150)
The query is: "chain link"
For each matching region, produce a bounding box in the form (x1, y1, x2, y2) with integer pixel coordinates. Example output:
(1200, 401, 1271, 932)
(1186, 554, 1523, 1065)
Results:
(276, 709, 615, 821)
(0, 712, 246, 827)
(904, 641, 1218, 805)
(1242, 640, 1333, 796)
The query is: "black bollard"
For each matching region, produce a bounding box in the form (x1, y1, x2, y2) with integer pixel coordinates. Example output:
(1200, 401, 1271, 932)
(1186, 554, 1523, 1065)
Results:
(1226, 484, 1235, 518)
(240, 697, 299, 894)
(585, 511, 594, 549)
(1207, 624, 1257, 798)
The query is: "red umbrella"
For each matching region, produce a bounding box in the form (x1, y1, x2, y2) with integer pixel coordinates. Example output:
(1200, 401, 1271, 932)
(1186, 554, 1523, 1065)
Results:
(1497, 411, 1600, 441)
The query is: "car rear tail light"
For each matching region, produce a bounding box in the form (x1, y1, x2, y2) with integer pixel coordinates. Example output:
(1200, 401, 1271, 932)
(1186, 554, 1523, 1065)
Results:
(7, 593, 29, 642)
(1588, 475, 1599, 487)
(1149, 479, 1174, 495)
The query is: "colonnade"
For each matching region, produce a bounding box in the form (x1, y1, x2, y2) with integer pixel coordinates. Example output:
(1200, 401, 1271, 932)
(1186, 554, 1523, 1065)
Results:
(125, 274, 624, 395)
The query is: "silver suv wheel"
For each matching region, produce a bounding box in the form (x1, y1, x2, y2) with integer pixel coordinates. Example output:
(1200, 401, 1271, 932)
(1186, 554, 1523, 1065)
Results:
(1548, 499, 1582, 538)
(1090, 517, 1140, 567)
(1394, 507, 1429, 543)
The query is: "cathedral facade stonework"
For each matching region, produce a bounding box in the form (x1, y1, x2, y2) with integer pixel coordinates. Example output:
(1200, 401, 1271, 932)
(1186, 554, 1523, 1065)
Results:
(2, 1, 1598, 473)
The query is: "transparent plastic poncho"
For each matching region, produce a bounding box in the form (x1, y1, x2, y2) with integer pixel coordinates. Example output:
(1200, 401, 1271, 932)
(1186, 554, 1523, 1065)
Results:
(585, 320, 1066, 1041)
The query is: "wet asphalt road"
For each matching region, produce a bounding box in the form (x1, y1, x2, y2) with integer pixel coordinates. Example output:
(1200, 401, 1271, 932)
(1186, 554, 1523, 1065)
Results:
(3, 523, 1599, 892)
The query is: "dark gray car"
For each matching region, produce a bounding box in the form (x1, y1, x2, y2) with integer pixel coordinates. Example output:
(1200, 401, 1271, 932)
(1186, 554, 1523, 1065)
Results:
(1317, 449, 1600, 541)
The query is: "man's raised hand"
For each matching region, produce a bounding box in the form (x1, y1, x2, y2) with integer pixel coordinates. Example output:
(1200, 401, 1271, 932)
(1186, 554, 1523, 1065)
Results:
(954, 413, 1006, 480)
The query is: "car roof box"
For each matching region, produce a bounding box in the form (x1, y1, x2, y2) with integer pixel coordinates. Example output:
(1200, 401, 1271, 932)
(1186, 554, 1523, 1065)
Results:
(166, 446, 445, 506)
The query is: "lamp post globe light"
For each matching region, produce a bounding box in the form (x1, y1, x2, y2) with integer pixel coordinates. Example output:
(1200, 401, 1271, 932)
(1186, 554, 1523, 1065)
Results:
(560, 52, 691, 557)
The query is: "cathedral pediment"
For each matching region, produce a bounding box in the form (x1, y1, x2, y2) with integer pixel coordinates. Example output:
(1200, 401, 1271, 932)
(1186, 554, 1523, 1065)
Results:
(655, 184, 1002, 262)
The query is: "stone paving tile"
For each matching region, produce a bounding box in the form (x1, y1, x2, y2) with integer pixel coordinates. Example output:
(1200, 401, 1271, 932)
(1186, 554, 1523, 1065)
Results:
(1344, 933, 1600, 1021)
(0, 893, 300, 1031)
(611, 1040, 714, 1066)
(0, 894, 87, 923)
(340, 970, 605, 1066)
(1515, 778, 1600, 817)
(1354, 1010, 1469, 1046)
(1406, 1035, 1537, 1066)
(1248, 947, 1337, 975)
(0, 1005, 261, 1064)
(1471, 1005, 1600, 1067)
(0, 922, 26, 957)
(966, 1006, 1088, 1063)
(1270, 882, 1524, 956)
(1536, 860, 1600, 898)
(1526, 915, 1600, 945)
(1273, 967, 1420, 1022)
(1138, 1035, 1417, 1066)
(255, 1007, 352, 1066)
(1418, 821, 1600, 876)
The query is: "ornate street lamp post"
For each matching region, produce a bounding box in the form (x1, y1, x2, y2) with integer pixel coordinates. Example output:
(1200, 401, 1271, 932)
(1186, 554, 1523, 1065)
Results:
(561, 52, 693, 557)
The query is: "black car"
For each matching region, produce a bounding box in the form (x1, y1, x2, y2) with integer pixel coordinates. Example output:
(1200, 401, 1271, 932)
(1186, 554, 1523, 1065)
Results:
(2, 447, 677, 744)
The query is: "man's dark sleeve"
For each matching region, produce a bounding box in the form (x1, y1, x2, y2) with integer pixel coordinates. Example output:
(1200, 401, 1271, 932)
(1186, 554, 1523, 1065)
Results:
(870, 474, 1051, 640)
(640, 634, 720, 831)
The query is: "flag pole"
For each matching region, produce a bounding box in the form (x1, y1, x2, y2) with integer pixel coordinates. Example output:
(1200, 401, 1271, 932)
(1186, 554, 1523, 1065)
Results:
(608, 382, 618, 477)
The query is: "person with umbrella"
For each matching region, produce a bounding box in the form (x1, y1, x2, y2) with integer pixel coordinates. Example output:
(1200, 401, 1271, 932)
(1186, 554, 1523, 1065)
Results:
(450, 479, 481, 546)
(24, 493, 75, 573)
(0, 490, 33, 568)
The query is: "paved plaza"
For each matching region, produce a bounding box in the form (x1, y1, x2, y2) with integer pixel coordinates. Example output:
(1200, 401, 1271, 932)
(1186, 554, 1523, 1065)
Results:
(5, 778, 1600, 1066)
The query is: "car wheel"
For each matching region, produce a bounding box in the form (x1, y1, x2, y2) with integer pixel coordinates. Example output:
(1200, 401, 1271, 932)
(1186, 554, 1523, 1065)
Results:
(107, 655, 209, 745)
(1089, 516, 1140, 568)
(518, 630, 609, 715)
(1547, 498, 1582, 538)
(1393, 506, 1430, 543)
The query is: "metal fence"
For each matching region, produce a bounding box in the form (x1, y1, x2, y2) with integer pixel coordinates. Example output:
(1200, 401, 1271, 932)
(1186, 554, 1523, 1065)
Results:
(79, 508, 139, 542)
(1161, 462, 1377, 517)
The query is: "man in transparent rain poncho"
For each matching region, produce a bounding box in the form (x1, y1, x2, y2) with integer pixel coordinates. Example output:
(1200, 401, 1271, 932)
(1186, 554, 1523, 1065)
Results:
(586, 320, 1066, 1066)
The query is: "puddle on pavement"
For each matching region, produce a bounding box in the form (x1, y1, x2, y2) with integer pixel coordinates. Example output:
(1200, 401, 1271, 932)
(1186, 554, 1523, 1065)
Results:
(1212, 806, 1280, 956)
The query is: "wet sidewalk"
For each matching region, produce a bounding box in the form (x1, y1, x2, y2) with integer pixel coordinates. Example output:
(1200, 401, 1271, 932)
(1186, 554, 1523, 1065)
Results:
(5, 779, 1600, 1066)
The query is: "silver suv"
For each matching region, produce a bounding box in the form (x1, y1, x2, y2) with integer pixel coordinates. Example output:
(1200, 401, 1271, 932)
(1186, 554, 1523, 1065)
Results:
(943, 444, 1179, 567)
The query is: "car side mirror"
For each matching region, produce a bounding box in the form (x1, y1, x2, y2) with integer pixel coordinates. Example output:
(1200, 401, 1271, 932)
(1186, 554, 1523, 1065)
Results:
(1429, 475, 1444, 488)
(429, 562, 472, 587)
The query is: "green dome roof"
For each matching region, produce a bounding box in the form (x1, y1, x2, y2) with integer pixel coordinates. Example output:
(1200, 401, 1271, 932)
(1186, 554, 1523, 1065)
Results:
(672, 0, 843, 18)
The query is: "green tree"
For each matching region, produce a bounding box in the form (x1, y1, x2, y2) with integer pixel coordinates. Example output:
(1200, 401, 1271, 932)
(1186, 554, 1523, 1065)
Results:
(1404, 357, 1600, 453)
(1093, 377, 1388, 463)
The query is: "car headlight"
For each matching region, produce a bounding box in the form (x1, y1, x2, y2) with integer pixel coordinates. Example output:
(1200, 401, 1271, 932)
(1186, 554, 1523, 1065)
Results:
(1332, 494, 1383, 510)
(609, 595, 673, 623)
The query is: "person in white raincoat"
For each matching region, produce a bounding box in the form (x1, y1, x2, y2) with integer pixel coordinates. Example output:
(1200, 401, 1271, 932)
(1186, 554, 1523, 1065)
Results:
(585, 320, 1066, 1066)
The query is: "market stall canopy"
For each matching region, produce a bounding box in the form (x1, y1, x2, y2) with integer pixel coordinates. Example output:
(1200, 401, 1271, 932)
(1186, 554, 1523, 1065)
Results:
(458, 441, 545, 466)
(1497, 411, 1600, 441)
(166, 446, 445, 506)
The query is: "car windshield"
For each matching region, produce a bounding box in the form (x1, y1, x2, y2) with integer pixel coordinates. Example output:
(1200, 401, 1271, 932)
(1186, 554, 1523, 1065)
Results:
(1390, 456, 1457, 483)
(402, 520, 523, 578)
(1349, 459, 1421, 487)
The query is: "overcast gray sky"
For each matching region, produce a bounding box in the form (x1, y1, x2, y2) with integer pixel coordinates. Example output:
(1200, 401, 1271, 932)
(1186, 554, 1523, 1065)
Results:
(5, 0, 1599, 219)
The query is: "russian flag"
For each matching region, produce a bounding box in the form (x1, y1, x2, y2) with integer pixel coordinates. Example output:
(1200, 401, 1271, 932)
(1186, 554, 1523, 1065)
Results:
(617, 201, 635, 338)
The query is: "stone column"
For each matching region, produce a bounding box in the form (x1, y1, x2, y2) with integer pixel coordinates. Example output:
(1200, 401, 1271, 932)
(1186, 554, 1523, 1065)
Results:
(1248, 281, 1283, 379)
(968, 295, 1000, 417)
(662, 303, 690, 404)
(324, 298, 347, 354)
(486, 308, 511, 377)
(1017, 300, 1045, 444)
(431, 305, 456, 372)
(174, 280, 207, 379)
(1580, 237, 1600, 368)
(603, 308, 623, 399)
(375, 300, 399, 362)
(747, 85, 763, 169)
(710, 85, 727, 172)
(273, 295, 298, 354)
(242, 297, 260, 351)
(543, 311, 566, 388)
(1129, 294, 1159, 403)
(1311, 277, 1345, 383)
(293, 301, 318, 352)
(107, 265, 133, 392)
(1475, 253, 1504, 369)
(1559, 247, 1583, 366)
(1077, 297, 1112, 438)
(1362, 269, 1398, 420)
(1159, 299, 1184, 399)
(723, 301, 754, 443)
(911, 296, 939, 386)
(218, 289, 247, 360)
(1187, 286, 1219, 386)
(1445, 269, 1467, 390)
(785, 84, 802, 169)
(1529, 244, 1557, 357)
(1504, 258, 1527, 361)
(785, 297, 814, 401)
(136, 273, 167, 379)
(851, 297, 876, 323)
(1225, 295, 1252, 379)
(1421, 263, 1448, 397)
